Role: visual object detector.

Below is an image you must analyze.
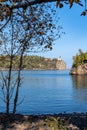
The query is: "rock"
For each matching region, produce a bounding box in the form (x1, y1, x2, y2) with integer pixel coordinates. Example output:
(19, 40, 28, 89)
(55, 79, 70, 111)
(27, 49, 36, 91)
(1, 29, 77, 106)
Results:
(56, 59, 66, 70)
(65, 124, 79, 130)
(70, 63, 87, 75)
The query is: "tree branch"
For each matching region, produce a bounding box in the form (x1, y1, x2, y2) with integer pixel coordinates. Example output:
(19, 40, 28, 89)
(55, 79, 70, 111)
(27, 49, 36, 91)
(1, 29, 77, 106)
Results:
(10, 0, 66, 10)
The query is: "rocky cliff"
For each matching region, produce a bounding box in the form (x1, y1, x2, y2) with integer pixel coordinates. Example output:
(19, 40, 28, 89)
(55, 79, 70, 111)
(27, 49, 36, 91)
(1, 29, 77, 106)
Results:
(70, 50, 87, 75)
(70, 63, 87, 75)
(30, 58, 67, 70)
(56, 59, 66, 70)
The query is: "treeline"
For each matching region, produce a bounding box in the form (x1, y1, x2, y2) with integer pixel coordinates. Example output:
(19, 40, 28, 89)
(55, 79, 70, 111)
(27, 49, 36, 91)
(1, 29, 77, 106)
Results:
(0, 55, 58, 70)
(72, 49, 87, 68)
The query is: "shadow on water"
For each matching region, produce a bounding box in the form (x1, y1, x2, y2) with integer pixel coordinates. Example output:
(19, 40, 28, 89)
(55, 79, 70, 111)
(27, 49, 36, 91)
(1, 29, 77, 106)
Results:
(71, 75, 87, 104)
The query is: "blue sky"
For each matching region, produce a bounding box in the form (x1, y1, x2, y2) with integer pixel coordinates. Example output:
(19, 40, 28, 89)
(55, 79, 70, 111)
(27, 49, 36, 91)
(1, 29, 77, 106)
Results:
(33, 3, 87, 69)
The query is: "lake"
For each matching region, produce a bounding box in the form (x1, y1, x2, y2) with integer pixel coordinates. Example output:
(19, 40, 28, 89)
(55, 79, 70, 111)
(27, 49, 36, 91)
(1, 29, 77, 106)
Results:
(0, 70, 87, 115)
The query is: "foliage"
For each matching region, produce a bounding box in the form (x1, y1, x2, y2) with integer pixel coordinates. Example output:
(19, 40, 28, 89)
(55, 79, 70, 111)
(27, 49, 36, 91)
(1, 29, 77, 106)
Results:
(45, 116, 66, 130)
(0, 2, 62, 51)
(0, 55, 59, 70)
(72, 49, 87, 68)
(0, 0, 87, 28)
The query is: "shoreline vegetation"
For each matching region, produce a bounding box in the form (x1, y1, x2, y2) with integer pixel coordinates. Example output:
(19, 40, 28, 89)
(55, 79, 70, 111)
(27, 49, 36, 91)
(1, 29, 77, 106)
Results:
(0, 113, 87, 130)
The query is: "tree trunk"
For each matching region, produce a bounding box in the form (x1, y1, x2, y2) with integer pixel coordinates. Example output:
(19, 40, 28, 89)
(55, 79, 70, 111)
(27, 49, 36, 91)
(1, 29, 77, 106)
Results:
(6, 55, 13, 114)
(13, 50, 24, 114)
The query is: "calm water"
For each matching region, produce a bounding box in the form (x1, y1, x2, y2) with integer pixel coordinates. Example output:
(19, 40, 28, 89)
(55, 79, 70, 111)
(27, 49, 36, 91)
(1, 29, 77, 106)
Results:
(0, 70, 87, 115)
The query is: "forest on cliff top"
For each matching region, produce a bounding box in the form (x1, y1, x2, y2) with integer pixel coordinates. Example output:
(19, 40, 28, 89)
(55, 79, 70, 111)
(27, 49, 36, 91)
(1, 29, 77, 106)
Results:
(0, 55, 59, 70)
(72, 50, 87, 68)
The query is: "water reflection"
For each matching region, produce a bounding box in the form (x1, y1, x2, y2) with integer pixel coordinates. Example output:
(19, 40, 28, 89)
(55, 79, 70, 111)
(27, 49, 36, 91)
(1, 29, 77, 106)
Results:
(71, 75, 87, 88)
(71, 75, 87, 103)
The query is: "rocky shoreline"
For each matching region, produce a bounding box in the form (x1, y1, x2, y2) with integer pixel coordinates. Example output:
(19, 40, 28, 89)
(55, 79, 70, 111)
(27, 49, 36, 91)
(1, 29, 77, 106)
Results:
(70, 63, 87, 75)
(0, 113, 87, 130)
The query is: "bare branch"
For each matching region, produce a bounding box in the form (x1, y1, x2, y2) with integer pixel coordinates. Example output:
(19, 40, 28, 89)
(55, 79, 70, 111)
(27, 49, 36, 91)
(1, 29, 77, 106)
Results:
(0, 15, 11, 31)
(10, 0, 65, 10)
(0, 96, 6, 103)
(17, 96, 25, 106)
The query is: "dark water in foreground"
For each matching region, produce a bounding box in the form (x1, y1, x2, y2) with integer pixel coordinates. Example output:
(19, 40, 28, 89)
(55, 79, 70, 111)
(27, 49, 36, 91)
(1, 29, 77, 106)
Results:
(0, 70, 87, 115)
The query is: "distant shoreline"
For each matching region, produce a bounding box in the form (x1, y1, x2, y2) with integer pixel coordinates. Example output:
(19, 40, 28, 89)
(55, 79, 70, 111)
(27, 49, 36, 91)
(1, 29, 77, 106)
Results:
(0, 68, 69, 71)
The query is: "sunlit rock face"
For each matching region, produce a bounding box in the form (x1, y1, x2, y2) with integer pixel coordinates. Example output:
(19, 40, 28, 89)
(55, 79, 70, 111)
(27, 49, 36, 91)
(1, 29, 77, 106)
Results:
(56, 59, 66, 70)
(70, 63, 87, 75)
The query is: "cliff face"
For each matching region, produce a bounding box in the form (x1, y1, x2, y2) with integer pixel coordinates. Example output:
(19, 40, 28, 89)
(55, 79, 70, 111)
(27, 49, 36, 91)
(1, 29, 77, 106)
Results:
(31, 58, 67, 70)
(56, 60, 66, 70)
(70, 63, 87, 75)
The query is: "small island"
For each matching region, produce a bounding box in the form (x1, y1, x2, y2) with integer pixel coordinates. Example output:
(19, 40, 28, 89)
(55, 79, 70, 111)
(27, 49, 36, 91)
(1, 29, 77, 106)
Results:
(70, 49, 87, 75)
